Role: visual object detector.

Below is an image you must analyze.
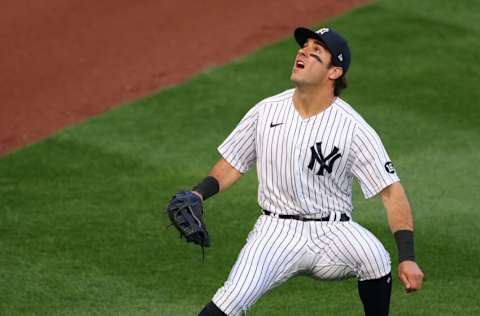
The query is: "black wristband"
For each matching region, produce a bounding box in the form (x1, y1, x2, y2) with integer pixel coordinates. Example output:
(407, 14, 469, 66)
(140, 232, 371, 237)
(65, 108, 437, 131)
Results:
(394, 230, 416, 262)
(192, 176, 220, 201)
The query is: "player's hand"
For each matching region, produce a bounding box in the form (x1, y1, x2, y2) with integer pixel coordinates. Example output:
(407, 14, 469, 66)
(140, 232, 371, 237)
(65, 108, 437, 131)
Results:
(398, 261, 424, 293)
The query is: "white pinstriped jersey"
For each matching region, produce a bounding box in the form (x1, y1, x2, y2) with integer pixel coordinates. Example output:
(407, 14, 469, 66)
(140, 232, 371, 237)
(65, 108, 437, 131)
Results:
(218, 88, 399, 217)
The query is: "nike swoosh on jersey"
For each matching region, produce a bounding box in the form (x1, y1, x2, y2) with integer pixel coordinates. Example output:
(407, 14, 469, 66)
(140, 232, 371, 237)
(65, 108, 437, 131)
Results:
(270, 122, 284, 128)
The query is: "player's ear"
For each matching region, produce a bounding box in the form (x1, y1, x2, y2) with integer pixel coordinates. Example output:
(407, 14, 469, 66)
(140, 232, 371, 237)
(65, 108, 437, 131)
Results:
(328, 67, 343, 80)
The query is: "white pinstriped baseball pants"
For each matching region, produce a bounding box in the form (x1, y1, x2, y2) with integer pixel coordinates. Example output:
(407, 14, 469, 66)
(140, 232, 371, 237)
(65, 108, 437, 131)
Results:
(212, 213, 391, 316)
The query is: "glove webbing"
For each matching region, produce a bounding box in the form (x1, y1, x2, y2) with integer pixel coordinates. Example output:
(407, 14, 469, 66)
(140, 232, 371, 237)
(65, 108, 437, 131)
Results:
(187, 206, 207, 260)
(165, 217, 207, 261)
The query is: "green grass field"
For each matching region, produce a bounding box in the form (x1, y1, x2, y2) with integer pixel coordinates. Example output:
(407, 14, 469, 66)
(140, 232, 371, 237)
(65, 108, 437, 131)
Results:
(1, 0, 479, 315)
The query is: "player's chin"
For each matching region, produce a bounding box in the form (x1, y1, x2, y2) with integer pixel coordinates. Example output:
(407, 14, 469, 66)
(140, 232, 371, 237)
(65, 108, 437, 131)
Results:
(290, 72, 302, 84)
(291, 76, 308, 87)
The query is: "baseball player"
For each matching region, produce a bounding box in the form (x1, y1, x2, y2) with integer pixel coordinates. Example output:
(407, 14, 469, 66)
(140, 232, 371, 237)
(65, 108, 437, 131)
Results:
(166, 26, 424, 316)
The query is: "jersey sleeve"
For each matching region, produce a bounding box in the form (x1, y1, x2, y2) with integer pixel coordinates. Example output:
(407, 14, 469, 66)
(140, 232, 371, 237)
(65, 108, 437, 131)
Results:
(351, 125, 400, 199)
(217, 104, 259, 173)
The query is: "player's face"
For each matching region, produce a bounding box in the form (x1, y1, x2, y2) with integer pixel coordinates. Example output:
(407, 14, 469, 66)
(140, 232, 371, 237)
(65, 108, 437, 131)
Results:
(290, 38, 340, 87)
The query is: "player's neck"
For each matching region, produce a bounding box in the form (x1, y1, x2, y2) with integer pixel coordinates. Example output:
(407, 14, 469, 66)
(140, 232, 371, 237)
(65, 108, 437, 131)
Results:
(293, 86, 335, 119)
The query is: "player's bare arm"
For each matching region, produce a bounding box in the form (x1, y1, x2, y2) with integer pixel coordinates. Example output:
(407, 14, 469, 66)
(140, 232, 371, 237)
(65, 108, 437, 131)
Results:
(208, 159, 242, 193)
(381, 182, 424, 293)
(192, 158, 242, 200)
(381, 182, 413, 231)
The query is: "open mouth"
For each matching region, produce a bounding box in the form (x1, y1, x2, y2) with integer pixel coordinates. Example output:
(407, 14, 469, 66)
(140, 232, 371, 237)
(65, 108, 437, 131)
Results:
(296, 60, 305, 69)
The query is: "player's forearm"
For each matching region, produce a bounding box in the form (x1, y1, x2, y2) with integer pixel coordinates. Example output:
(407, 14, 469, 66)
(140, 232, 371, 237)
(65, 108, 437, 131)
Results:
(381, 182, 414, 233)
(207, 158, 243, 192)
(192, 158, 243, 200)
(381, 182, 418, 263)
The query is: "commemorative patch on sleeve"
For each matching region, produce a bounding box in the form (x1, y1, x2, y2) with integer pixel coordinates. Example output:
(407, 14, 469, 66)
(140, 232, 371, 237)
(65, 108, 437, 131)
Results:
(384, 161, 395, 174)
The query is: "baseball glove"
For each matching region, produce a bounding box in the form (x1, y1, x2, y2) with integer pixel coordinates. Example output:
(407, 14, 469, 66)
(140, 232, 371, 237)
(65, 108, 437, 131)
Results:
(165, 191, 210, 248)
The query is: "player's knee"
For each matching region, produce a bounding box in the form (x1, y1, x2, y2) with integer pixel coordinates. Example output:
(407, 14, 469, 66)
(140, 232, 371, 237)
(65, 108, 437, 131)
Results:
(199, 301, 227, 316)
(212, 293, 250, 316)
(358, 246, 391, 280)
(212, 279, 262, 315)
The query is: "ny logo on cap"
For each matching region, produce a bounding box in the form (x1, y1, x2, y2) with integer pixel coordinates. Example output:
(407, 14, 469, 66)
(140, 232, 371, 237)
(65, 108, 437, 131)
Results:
(338, 54, 343, 62)
(318, 28, 329, 35)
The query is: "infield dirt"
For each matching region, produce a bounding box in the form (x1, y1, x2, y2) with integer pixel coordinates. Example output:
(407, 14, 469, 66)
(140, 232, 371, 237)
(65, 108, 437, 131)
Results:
(0, 0, 367, 156)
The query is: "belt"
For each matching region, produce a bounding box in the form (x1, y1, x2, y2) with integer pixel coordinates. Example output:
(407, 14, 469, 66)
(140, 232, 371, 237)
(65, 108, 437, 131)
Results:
(262, 209, 350, 222)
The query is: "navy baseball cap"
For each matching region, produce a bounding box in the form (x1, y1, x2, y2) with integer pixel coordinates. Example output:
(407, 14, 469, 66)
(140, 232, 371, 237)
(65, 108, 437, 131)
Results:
(294, 27, 351, 74)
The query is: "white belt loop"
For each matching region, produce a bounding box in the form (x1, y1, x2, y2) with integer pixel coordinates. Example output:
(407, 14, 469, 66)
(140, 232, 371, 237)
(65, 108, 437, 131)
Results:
(330, 211, 341, 222)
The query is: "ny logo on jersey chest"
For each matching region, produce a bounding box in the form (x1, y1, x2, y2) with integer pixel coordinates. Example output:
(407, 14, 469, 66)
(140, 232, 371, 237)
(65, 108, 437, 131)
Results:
(307, 142, 342, 176)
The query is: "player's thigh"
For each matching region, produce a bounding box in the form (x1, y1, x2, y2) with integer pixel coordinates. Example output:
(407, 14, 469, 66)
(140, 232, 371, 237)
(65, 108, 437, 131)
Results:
(313, 222, 391, 281)
(213, 216, 308, 315)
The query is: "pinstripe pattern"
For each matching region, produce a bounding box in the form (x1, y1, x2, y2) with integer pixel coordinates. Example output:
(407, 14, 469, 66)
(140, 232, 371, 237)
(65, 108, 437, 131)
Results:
(212, 216, 391, 315)
(213, 89, 396, 315)
(218, 89, 399, 216)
